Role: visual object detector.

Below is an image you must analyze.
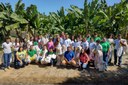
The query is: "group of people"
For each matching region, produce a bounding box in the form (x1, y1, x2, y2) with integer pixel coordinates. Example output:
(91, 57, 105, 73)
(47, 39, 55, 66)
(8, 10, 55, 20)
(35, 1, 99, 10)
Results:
(1, 32, 128, 71)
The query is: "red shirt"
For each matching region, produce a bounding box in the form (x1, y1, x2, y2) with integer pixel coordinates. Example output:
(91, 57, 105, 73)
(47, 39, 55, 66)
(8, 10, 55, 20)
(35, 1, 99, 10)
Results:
(79, 53, 89, 63)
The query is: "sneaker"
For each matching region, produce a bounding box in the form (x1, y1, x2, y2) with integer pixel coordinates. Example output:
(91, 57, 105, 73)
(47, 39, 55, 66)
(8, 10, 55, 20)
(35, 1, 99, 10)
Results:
(7, 66, 11, 69)
(118, 64, 121, 67)
(1, 67, 7, 71)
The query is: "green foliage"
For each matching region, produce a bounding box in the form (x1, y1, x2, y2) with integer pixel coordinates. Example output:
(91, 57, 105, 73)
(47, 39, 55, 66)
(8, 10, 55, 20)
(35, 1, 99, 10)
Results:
(0, 0, 128, 39)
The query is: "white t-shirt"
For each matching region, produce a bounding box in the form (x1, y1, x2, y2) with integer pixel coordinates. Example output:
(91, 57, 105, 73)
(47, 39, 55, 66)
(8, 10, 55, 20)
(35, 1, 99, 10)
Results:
(108, 38, 114, 51)
(96, 44, 102, 51)
(74, 41, 82, 48)
(56, 43, 62, 55)
(28, 40, 33, 46)
(71, 41, 75, 47)
(13, 42, 20, 51)
(2, 42, 12, 53)
(89, 42, 96, 51)
(41, 49, 48, 60)
(114, 39, 123, 50)
(60, 38, 64, 45)
(81, 41, 89, 50)
(64, 38, 72, 47)
(41, 37, 46, 45)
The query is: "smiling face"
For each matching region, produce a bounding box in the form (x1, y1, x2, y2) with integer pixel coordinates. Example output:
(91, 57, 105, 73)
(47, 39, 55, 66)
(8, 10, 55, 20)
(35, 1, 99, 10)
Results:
(67, 46, 71, 51)
(81, 49, 84, 53)
(103, 38, 106, 42)
(19, 47, 23, 51)
(118, 34, 121, 40)
(30, 45, 33, 50)
(6, 38, 10, 44)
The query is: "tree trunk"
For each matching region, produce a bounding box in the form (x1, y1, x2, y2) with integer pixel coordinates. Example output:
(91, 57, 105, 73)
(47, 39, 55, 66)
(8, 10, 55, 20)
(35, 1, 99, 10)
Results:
(15, 29, 24, 41)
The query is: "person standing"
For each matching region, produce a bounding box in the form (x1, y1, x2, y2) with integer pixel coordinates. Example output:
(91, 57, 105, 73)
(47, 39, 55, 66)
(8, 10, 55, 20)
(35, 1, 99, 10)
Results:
(81, 37, 89, 54)
(13, 38, 20, 68)
(114, 34, 126, 67)
(63, 34, 72, 50)
(94, 40, 103, 69)
(107, 34, 114, 64)
(101, 37, 110, 70)
(2, 37, 12, 70)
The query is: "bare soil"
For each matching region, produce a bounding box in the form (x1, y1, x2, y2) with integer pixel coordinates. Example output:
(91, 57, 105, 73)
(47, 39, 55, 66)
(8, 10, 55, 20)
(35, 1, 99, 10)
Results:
(0, 54, 128, 85)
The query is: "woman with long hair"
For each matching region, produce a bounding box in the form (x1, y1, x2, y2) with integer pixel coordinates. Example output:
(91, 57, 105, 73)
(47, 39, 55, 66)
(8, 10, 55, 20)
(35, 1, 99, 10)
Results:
(16, 46, 28, 68)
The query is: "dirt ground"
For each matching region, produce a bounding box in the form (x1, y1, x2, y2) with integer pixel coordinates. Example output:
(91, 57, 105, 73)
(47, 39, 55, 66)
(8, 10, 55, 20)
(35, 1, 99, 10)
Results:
(0, 54, 128, 85)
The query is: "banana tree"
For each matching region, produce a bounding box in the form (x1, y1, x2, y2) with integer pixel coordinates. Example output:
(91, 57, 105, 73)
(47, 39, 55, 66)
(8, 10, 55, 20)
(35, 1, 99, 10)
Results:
(25, 4, 43, 36)
(0, 3, 14, 38)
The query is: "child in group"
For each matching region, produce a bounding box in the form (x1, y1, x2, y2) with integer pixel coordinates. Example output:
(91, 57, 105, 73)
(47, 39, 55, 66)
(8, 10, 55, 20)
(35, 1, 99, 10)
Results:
(27, 45, 37, 63)
(41, 48, 56, 66)
(79, 49, 90, 70)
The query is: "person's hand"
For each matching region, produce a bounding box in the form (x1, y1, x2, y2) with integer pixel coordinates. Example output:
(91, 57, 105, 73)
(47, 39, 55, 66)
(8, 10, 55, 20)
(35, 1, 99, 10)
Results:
(20, 61, 23, 66)
(107, 52, 109, 57)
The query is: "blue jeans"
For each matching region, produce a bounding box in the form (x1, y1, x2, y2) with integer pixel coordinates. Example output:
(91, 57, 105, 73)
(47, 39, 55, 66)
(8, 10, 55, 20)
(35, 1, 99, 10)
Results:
(14, 51, 17, 68)
(103, 51, 108, 69)
(3, 53, 12, 68)
(108, 51, 112, 63)
(114, 49, 123, 65)
(17, 59, 26, 67)
(50, 58, 56, 65)
(80, 62, 88, 69)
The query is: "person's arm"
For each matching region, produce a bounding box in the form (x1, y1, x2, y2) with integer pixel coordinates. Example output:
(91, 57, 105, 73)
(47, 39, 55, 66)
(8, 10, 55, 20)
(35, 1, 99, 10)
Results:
(25, 50, 28, 58)
(2, 43, 4, 49)
(64, 52, 69, 63)
(107, 42, 110, 56)
(120, 40, 126, 46)
(85, 53, 90, 63)
(86, 42, 89, 50)
(71, 51, 75, 61)
(16, 52, 22, 64)
(100, 45, 102, 51)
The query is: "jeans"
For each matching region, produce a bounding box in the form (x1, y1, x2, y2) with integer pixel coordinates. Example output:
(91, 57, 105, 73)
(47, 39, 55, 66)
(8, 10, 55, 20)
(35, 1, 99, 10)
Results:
(14, 51, 17, 68)
(17, 59, 26, 67)
(80, 62, 88, 69)
(108, 51, 112, 63)
(3, 53, 12, 68)
(50, 58, 56, 65)
(114, 49, 123, 65)
(103, 51, 108, 69)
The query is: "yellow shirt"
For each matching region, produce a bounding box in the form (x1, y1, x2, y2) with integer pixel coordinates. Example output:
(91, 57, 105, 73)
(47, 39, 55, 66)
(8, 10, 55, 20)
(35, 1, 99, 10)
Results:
(17, 50, 26, 60)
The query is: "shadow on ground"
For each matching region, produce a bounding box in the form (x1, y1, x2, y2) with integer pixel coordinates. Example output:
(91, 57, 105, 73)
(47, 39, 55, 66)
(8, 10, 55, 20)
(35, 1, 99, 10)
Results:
(59, 64, 128, 85)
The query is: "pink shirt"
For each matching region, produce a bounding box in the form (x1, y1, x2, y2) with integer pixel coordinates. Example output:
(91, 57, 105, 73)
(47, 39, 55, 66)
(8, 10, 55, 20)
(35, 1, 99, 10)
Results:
(47, 41, 54, 50)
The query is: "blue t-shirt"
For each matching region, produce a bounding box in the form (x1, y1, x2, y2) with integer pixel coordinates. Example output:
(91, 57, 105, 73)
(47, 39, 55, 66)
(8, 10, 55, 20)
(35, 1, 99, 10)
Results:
(64, 51, 75, 61)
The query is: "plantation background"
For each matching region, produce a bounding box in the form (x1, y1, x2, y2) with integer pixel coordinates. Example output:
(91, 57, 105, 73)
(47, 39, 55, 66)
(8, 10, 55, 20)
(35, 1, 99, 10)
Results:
(0, 0, 128, 41)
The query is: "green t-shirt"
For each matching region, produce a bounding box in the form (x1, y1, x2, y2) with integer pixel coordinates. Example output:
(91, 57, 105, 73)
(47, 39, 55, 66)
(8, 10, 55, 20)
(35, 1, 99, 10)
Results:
(40, 49, 44, 55)
(94, 37, 101, 42)
(47, 52, 54, 55)
(28, 50, 37, 57)
(101, 41, 110, 52)
(34, 41, 38, 46)
(87, 37, 91, 42)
